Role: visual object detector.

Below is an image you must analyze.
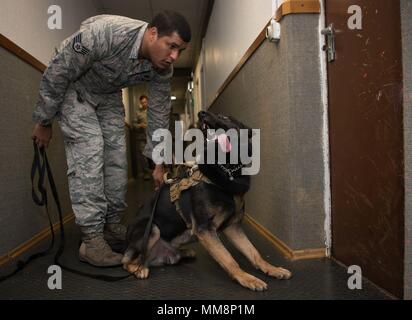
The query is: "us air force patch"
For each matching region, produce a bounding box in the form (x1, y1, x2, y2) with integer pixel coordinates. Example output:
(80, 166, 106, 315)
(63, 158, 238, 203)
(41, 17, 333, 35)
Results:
(73, 33, 90, 55)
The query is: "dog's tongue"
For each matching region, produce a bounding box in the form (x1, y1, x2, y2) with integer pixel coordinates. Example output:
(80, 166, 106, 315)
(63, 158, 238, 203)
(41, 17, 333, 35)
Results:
(217, 134, 232, 153)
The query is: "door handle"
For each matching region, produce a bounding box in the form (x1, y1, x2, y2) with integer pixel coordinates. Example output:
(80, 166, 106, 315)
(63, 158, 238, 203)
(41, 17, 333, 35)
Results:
(321, 23, 336, 62)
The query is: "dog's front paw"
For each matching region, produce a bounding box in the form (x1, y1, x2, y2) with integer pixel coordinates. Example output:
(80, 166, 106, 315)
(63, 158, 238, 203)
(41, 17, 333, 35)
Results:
(134, 266, 150, 279)
(123, 262, 150, 279)
(123, 263, 139, 273)
(265, 266, 292, 280)
(236, 272, 268, 291)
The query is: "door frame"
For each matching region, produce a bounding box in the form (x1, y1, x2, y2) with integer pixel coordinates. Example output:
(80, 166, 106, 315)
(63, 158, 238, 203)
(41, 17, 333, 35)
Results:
(319, 0, 332, 256)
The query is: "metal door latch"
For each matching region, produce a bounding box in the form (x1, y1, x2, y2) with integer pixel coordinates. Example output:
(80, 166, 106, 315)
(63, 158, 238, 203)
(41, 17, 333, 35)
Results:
(321, 23, 336, 62)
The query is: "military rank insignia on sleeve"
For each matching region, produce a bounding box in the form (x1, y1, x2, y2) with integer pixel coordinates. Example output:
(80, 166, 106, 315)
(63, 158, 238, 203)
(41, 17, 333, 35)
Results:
(73, 33, 90, 55)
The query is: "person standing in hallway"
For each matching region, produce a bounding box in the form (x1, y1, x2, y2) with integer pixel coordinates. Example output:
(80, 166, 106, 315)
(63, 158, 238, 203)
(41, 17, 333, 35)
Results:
(31, 11, 191, 267)
(133, 94, 153, 180)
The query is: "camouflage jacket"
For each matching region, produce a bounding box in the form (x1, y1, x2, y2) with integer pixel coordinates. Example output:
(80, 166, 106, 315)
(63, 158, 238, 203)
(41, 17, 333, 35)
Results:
(33, 15, 173, 159)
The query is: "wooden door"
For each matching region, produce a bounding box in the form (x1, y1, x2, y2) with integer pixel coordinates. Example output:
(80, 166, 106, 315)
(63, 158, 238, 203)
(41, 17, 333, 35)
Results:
(325, 0, 404, 298)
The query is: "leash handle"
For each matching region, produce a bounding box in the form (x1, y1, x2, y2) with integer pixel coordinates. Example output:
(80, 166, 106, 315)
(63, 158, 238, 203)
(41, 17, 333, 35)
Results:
(1, 141, 132, 283)
(0, 142, 55, 283)
(31, 140, 47, 206)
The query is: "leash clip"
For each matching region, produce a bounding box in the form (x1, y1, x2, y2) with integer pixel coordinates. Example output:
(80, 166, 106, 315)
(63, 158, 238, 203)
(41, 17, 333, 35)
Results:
(188, 164, 198, 177)
(188, 168, 194, 177)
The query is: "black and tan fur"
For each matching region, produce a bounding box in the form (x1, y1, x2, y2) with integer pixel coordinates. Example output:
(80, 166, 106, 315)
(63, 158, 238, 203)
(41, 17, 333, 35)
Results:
(122, 111, 292, 291)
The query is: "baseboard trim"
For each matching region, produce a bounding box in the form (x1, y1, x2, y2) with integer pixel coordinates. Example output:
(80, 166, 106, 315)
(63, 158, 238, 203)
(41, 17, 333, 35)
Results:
(0, 214, 75, 268)
(244, 214, 326, 261)
(1, 212, 326, 267)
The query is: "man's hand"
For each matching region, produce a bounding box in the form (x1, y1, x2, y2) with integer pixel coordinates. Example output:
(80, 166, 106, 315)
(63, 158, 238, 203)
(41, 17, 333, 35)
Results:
(32, 124, 52, 149)
(152, 164, 164, 190)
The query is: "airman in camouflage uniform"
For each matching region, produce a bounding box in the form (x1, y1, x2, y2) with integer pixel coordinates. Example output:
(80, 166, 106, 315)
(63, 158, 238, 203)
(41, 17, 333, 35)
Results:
(32, 12, 191, 267)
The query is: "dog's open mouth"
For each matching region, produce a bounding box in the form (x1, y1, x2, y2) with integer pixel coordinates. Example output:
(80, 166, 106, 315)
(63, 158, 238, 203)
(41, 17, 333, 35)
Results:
(200, 120, 214, 139)
(217, 134, 232, 153)
(200, 121, 232, 153)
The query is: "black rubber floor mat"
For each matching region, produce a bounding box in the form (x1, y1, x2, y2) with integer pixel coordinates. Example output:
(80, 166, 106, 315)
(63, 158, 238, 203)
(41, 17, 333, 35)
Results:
(0, 179, 393, 300)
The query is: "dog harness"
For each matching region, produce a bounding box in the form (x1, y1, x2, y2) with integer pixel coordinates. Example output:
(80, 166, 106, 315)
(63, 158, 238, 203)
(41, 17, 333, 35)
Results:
(164, 164, 212, 228)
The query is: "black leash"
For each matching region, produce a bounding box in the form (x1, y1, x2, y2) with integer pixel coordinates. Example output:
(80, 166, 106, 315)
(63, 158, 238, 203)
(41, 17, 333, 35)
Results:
(0, 141, 133, 283)
(0, 141, 56, 282)
(139, 184, 164, 264)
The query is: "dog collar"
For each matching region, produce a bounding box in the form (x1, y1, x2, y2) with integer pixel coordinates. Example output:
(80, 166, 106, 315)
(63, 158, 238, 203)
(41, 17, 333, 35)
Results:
(217, 164, 243, 181)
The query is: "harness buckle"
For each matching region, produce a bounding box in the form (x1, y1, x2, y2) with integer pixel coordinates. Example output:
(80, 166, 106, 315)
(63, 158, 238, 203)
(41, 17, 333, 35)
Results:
(188, 168, 194, 177)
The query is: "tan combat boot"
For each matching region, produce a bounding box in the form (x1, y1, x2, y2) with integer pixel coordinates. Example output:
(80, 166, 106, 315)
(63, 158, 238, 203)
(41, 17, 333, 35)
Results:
(79, 233, 123, 267)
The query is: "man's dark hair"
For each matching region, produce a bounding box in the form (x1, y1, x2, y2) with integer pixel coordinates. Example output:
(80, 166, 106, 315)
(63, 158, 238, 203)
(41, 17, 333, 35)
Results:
(140, 95, 148, 101)
(149, 10, 191, 43)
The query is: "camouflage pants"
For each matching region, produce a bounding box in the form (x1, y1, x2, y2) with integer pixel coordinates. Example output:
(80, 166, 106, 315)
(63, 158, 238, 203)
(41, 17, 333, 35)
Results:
(57, 87, 128, 235)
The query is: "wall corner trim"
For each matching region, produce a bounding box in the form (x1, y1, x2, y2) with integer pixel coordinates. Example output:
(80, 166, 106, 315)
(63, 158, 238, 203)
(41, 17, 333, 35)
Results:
(245, 214, 327, 261)
(275, 0, 321, 22)
(209, 24, 268, 108)
(0, 33, 46, 73)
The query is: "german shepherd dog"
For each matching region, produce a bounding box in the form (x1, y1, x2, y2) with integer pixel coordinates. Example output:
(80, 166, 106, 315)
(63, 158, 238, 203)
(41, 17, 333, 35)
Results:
(122, 111, 292, 291)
